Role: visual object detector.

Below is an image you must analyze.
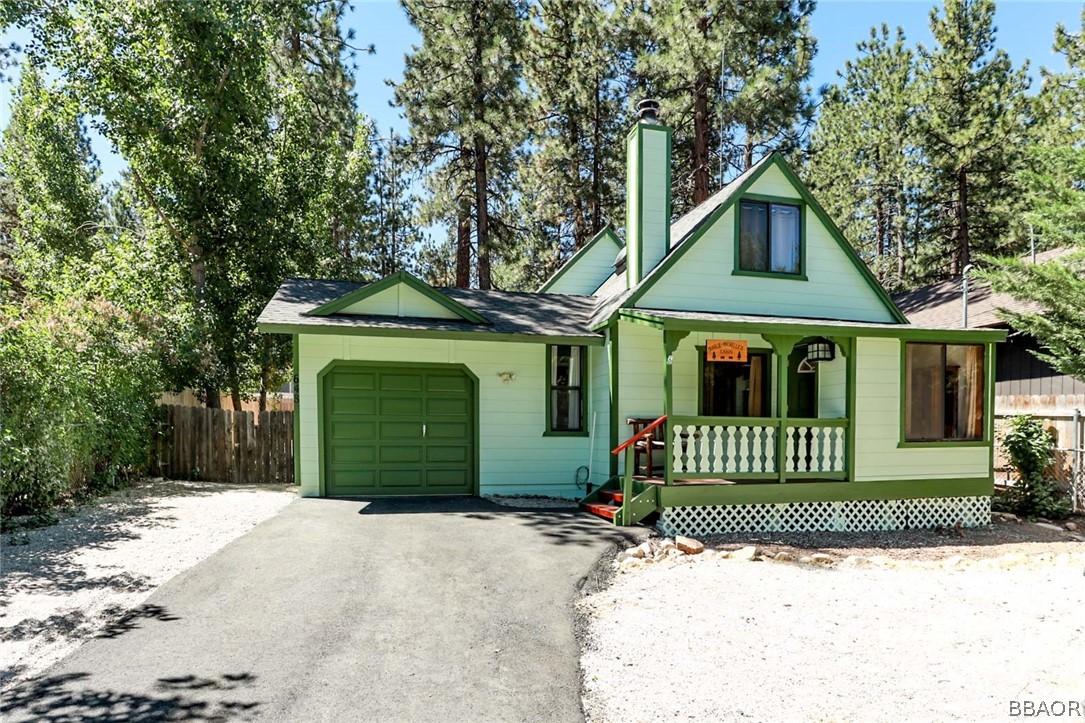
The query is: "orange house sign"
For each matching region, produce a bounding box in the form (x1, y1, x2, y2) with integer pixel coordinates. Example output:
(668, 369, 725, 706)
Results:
(706, 339, 748, 363)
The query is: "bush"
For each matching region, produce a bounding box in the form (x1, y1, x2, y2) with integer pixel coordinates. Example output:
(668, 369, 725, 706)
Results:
(997, 414, 1072, 520)
(0, 296, 160, 517)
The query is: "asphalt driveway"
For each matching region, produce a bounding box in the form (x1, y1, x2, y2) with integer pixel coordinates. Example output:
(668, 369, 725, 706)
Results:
(2, 497, 639, 723)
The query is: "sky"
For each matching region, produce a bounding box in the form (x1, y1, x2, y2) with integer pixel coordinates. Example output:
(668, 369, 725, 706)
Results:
(1, 0, 1081, 185)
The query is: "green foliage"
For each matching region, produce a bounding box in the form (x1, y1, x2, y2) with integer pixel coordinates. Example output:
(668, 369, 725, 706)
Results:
(997, 415, 1071, 520)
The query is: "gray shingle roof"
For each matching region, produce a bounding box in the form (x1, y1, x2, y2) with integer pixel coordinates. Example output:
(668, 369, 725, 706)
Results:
(893, 248, 1072, 329)
(258, 278, 603, 339)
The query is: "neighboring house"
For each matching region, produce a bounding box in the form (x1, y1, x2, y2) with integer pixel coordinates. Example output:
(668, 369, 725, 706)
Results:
(894, 251, 1084, 496)
(258, 102, 1004, 535)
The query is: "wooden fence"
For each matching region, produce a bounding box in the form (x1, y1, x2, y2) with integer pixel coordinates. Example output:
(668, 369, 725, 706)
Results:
(154, 404, 294, 484)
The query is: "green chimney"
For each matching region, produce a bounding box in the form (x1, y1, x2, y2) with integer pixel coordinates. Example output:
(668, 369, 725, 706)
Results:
(625, 99, 672, 287)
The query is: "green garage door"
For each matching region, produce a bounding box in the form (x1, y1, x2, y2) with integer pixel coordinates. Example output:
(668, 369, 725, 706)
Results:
(322, 365, 475, 496)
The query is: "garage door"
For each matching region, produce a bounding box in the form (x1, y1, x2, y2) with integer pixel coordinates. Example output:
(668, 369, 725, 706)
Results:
(322, 365, 475, 496)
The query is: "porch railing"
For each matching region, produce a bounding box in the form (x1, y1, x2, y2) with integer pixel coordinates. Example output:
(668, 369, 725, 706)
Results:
(669, 415, 847, 481)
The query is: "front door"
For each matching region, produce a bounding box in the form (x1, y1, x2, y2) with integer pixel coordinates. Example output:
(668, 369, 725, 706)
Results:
(701, 351, 772, 416)
(788, 346, 818, 417)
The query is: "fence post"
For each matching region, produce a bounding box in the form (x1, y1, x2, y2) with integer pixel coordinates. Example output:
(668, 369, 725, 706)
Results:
(1073, 408, 1081, 513)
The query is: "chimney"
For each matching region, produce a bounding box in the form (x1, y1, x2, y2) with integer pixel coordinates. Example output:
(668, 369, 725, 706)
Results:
(625, 99, 672, 287)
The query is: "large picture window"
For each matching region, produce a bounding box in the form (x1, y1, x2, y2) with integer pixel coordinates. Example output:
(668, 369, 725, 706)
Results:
(738, 200, 802, 275)
(547, 345, 585, 433)
(904, 343, 985, 442)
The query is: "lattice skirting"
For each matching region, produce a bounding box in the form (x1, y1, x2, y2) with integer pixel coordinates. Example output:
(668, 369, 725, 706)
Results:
(657, 496, 992, 536)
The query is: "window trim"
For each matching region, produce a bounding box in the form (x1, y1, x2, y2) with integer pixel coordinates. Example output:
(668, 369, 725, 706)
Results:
(544, 344, 589, 437)
(696, 345, 775, 417)
(898, 341, 991, 448)
(732, 194, 807, 281)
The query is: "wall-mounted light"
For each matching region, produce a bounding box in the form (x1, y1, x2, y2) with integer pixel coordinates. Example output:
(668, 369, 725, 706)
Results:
(805, 338, 836, 364)
(498, 372, 516, 384)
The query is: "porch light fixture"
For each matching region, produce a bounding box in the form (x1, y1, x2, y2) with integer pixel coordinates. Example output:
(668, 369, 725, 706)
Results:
(805, 338, 835, 364)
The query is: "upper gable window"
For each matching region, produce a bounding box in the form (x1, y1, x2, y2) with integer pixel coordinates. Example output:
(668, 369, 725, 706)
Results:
(738, 200, 802, 276)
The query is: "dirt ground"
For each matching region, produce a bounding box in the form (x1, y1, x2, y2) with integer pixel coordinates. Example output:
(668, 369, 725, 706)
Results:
(580, 519, 1085, 723)
(0, 479, 295, 690)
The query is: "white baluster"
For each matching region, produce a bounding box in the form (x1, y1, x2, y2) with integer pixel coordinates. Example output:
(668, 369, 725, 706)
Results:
(711, 426, 724, 474)
(725, 426, 737, 474)
(672, 424, 684, 474)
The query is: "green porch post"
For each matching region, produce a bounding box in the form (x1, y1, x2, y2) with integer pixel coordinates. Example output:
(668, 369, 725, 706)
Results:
(766, 335, 802, 484)
(829, 336, 856, 482)
(663, 330, 689, 486)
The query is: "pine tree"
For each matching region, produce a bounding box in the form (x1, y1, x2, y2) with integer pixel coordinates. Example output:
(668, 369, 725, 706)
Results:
(366, 128, 423, 277)
(395, 0, 528, 289)
(914, 0, 1032, 278)
(634, 0, 816, 213)
(521, 0, 627, 264)
(806, 26, 919, 290)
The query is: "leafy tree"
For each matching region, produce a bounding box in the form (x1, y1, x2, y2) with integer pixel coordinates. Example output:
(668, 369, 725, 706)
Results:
(806, 26, 920, 290)
(522, 0, 627, 263)
(395, 0, 529, 289)
(633, 0, 816, 212)
(913, 0, 1032, 277)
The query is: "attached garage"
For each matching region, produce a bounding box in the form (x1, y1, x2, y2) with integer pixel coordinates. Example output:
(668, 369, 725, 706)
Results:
(321, 363, 477, 496)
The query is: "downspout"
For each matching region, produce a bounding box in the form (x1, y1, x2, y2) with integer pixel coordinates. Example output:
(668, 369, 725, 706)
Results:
(961, 264, 974, 328)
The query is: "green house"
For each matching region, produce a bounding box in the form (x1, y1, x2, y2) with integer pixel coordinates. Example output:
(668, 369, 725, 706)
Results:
(258, 105, 1004, 535)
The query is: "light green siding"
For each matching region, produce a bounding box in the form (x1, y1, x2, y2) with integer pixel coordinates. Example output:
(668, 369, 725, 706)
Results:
(625, 123, 670, 286)
(540, 229, 621, 296)
(638, 164, 897, 323)
(339, 282, 462, 319)
(588, 338, 612, 486)
(297, 334, 592, 498)
(852, 337, 990, 481)
(818, 356, 847, 418)
(615, 321, 663, 468)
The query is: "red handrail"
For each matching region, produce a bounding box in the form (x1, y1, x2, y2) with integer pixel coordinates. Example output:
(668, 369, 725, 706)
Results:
(611, 415, 667, 455)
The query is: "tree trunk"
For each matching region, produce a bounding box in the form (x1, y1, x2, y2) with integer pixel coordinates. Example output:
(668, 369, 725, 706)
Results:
(204, 386, 221, 409)
(456, 204, 471, 288)
(589, 76, 603, 244)
(692, 73, 711, 205)
(231, 388, 243, 413)
(956, 167, 970, 273)
(475, 135, 491, 290)
(874, 194, 887, 281)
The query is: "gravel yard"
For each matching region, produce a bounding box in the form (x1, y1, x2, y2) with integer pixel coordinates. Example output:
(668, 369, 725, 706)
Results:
(579, 525, 1085, 723)
(1, 479, 294, 690)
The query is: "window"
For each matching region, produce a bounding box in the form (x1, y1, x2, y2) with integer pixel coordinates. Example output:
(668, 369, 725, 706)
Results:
(548, 345, 585, 433)
(702, 350, 771, 417)
(904, 343, 985, 442)
(738, 200, 802, 275)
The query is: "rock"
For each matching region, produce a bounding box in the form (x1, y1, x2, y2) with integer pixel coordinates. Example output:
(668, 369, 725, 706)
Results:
(808, 553, 834, 565)
(1065, 522, 1078, 531)
(709, 549, 731, 560)
(676, 536, 705, 555)
(625, 545, 646, 559)
(1034, 522, 1064, 533)
(636, 541, 654, 557)
(731, 545, 760, 562)
(759, 550, 776, 560)
(658, 538, 677, 551)
(619, 557, 646, 572)
(773, 551, 796, 563)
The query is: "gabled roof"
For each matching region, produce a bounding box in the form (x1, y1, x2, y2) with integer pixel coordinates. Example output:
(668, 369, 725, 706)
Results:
(259, 278, 604, 344)
(893, 248, 1072, 329)
(307, 270, 490, 324)
(537, 224, 623, 293)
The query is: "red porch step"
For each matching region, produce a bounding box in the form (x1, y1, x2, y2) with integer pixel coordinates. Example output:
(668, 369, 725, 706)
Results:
(580, 502, 618, 521)
(599, 489, 623, 504)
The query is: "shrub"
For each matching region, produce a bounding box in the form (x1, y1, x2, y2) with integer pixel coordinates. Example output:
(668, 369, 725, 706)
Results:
(998, 414, 1072, 520)
(0, 296, 160, 517)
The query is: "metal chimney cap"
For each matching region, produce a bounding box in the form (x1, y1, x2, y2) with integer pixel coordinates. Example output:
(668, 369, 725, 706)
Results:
(636, 98, 661, 123)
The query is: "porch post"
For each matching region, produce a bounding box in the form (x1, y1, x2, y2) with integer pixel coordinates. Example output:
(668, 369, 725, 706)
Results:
(663, 329, 688, 485)
(765, 335, 802, 484)
(830, 336, 856, 482)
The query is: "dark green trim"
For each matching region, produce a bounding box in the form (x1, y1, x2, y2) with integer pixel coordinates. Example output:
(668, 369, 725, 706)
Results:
(662, 330, 689, 485)
(544, 343, 589, 435)
(732, 193, 806, 279)
(624, 485, 660, 525)
(608, 322, 620, 477)
(538, 225, 622, 293)
(657, 477, 993, 507)
(260, 322, 605, 347)
(617, 310, 1007, 343)
(292, 334, 301, 486)
(315, 359, 481, 498)
(618, 153, 908, 324)
(899, 341, 990, 446)
(306, 270, 490, 325)
(844, 338, 857, 480)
